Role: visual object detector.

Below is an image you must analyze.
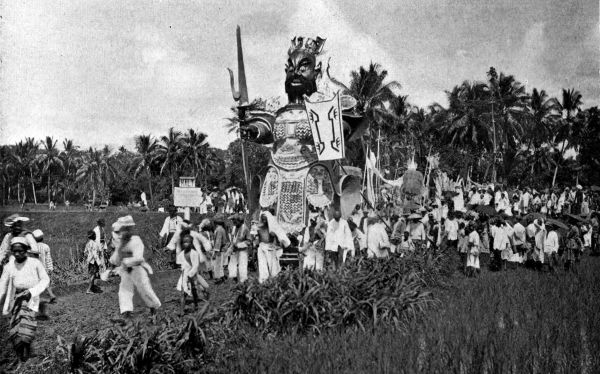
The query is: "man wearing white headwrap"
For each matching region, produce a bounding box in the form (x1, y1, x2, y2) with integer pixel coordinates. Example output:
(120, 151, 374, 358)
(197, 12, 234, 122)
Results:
(255, 211, 290, 283)
(109, 216, 161, 320)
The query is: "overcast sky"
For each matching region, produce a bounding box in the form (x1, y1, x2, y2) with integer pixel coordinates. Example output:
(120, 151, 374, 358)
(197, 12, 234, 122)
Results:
(1, 0, 598, 150)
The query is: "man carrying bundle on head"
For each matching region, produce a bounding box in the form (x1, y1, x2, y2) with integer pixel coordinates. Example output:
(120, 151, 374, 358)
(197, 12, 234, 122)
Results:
(0, 237, 49, 362)
(109, 216, 161, 323)
(255, 211, 290, 283)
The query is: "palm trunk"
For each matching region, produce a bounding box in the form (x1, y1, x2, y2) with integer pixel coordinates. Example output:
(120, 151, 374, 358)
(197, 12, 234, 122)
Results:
(171, 173, 175, 198)
(551, 166, 559, 188)
(92, 187, 97, 207)
(552, 141, 567, 187)
(147, 168, 154, 205)
(30, 168, 37, 205)
(17, 181, 21, 203)
(47, 174, 51, 203)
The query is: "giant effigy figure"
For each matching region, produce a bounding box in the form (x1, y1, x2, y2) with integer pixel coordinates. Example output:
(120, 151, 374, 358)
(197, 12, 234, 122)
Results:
(230, 30, 364, 233)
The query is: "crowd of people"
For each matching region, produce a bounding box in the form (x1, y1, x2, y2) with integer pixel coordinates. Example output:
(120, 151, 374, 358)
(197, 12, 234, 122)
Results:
(0, 182, 598, 363)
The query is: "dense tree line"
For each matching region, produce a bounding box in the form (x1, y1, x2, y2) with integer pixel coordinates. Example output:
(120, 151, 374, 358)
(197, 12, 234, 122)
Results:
(1, 64, 598, 207)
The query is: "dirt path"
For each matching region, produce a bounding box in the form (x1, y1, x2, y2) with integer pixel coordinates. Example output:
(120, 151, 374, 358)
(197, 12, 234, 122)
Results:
(0, 269, 237, 369)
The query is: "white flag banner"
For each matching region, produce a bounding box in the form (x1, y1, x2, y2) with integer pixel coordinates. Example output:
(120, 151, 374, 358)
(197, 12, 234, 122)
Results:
(304, 92, 345, 161)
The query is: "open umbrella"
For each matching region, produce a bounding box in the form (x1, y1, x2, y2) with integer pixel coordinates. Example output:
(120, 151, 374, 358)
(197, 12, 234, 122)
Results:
(474, 205, 497, 217)
(591, 185, 600, 192)
(545, 219, 569, 231)
(564, 213, 587, 223)
(525, 212, 545, 220)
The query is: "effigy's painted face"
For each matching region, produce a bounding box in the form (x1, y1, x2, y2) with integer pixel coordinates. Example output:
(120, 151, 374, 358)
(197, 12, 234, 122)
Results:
(285, 50, 319, 102)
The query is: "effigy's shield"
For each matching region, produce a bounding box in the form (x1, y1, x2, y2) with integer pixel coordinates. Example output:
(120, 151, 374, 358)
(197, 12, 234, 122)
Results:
(304, 92, 345, 161)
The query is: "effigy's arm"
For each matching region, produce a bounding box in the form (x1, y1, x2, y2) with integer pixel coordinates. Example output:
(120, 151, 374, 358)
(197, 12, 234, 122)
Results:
(239, 111, 276, 144)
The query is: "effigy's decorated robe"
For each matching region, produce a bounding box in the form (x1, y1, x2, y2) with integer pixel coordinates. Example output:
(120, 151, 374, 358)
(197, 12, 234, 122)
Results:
(259, 103, 335, 233)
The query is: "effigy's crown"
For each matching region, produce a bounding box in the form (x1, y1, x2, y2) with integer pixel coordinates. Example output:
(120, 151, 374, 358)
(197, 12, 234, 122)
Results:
(288, 36, 326, 56)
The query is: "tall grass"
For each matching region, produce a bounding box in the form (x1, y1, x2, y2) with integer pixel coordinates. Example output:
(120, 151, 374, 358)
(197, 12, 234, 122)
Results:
(211, 257, 600, 374)
(224, 250, 452, 335)
(35, 305, 212, 374)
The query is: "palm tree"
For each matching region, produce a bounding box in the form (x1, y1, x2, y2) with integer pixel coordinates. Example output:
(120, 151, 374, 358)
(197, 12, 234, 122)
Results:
(181, 129, 217, 187)
(132, 134, 158, 203)
(485, 69, 530, 180)
(551, 88, 584, 186)
(23, 138, 39, 204)
(76, 148, 104, 206)
(442, 81, 492, 152)
(155, 127, 183, 195)
(0, 146, 14, 205)
(520, 88, 560, 179)
(37, 136, 65, 203)
(60, 139, 80, 202)
(346, 62, 402, 150)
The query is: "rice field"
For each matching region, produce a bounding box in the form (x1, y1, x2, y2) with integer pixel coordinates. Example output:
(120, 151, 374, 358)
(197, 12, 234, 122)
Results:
(1, 210, 599, 373)
(214, 257, 600, 374)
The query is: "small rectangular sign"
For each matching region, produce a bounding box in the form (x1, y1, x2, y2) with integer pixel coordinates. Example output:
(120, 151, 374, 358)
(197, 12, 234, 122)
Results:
(174, 187, 203, 207)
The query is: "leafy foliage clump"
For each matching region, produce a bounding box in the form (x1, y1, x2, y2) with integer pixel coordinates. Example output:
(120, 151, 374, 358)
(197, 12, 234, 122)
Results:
(224, 250, 452, 335)
(44, 308, 210, 374)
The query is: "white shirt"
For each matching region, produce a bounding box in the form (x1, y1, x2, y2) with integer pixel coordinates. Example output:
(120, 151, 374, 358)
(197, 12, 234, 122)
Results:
(407, 222, 426, 241)
(483, 193, 493, 205)
(491, 225, 509, 250)
(325, 219, 353, 252)
(445, 219, 459, 241)
(521, 192, 531, 207)
(93, 225, 108, 249)
(109, 235, 153, 275)
(0, 257, 49, 314)
(468, 230, 481, 253)
(366, 223, 390, 257)
(453, 191, 466, 212)
(159, 216, 184, 238)
(544, 231, 559, 253)
(513, 222, 526, 246)
(468, 193, 481, 206)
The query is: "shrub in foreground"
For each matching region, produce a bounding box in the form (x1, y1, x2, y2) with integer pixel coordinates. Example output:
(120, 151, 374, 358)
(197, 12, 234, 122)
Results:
(40, 308, 210, 373)
(224, 251, 450, 335)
